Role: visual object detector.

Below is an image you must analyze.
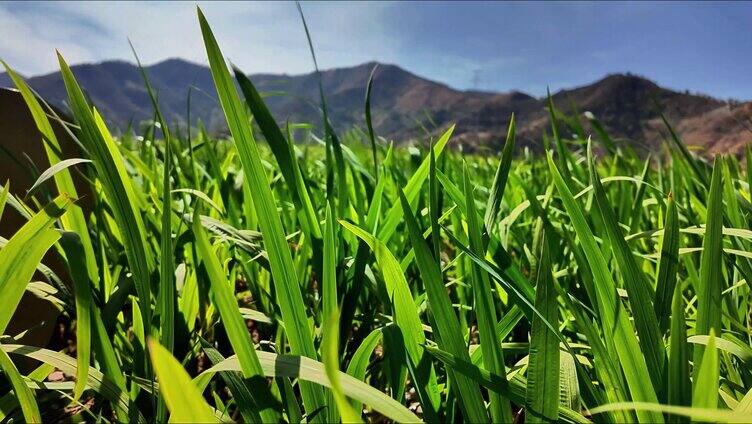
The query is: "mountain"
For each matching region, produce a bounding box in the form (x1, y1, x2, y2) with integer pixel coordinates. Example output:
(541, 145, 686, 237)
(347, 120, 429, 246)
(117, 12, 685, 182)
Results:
(1, 59, 749, 154)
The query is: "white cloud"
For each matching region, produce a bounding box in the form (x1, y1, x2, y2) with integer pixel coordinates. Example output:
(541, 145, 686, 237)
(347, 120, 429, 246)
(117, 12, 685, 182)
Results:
(0, 1, 400, 76)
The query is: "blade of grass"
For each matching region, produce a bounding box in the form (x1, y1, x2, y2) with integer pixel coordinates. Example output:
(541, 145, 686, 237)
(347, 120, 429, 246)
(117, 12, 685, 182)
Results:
(323, 309, 362, 423)
(0, 195, 69, 335)
(655, 194, 680, 334)
(526, 231, 560, 423)
(200, 339, 265, 423)
(692, 330, 719, 411)
(197, 8, 327, 419)
(0, 348, 41, 423)
(57, 52, 153, 336)
(398, 188, 488, 423)
(587, 142, 665, 394)
(192, 209, 277, 423)
(0, 182, 8, 222)
(484, 114, 516, 231)
(548, 152, 663, 422)
(345, 328, 382, 411)
(2, 61, 99, 286)
(425, 346, 590, 423)
(462, 163, 513, 423)
(365, 64, 379, 177)
(148, 339, 218, 422)
(234, 68, 321, 238)
(322, 202, 340, 423)
(377, 125, 454, 243)
(668, 284, 691, 423)
(58, 231, 92, 402)
(693, 156, 724, 383)
(195, 350, 421, 423)
(339, 220, 441, 421)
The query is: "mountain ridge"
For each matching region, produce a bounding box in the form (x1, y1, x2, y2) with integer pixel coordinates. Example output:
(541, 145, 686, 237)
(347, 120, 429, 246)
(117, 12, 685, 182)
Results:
(1, 58, 748, 154)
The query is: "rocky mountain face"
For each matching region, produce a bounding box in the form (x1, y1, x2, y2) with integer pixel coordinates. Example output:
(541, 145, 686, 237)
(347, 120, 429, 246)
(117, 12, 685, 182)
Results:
(1, 59, 748, 154)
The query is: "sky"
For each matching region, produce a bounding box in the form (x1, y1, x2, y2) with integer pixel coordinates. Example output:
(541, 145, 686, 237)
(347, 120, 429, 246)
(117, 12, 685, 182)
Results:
(1, 1, 751, 99)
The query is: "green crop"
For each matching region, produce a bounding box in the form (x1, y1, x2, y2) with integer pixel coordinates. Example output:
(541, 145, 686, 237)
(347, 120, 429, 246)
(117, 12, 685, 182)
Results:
(0, 7, 751, 423)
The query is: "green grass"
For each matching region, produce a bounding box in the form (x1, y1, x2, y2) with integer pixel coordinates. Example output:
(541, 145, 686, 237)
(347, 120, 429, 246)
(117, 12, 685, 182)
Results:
(1, 7, 752, 423)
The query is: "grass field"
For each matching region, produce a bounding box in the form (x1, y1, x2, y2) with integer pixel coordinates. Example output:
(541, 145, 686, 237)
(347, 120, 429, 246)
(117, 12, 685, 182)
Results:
(0, 7, 751, 423)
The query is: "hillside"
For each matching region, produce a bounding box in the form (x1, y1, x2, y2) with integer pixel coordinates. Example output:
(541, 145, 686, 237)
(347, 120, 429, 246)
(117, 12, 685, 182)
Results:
(1, 59, 749, 154)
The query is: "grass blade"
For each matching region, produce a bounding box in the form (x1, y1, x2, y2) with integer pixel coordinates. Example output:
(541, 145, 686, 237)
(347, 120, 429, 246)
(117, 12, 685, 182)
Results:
(462, 163, 513, 423)
(27, 158, 92, 196)
(339, 220, 441, 421)
(58, 231, 92, 402)
(197, 8, 327, 419)
(668, 284, 691, 423)
(323, 309, 363, 423)
(693, 156, 724, 382)
(377, 125, 454, 243)
(192, 209, 276, 422)
(148, 339, 218, 422)
(197, 349, 421, 424)
(57, 52, 153, 334)
(525, 231, 560, 423)
(398, 188, 488, 423)
(587, 142, 665, 394)
(322, 202, 340, 423)
(548, 152, 663, 422)
(692, 330, 719, 411)
(234, 68, 321, 238)
(0, 195, 68, 334)
(655, 194, 680, 334)
(365, 64, 379, 177)
(2, 61, 99, 286)
(484, 114, 516, 230)
(0, 348, 41, 423)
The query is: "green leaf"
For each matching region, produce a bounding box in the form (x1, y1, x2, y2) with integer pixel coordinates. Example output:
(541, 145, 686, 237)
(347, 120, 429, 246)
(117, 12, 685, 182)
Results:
(200, 339, 264, 423)
(693, 330, 719, 411)
(0, 348, 41, 423)
(345, 328, 382, 411)
(668, 283, 691, 423)
(587, 142, 665, 394)
(398, 188, 488, 423)
(425, 346, 589, 424)
(462, 163, 513, 423)
(0, 195, 69, 335)
(57, 52, 153, 333)
(27, 158, 92, 196)
(547, 152, 663, 422)
(2, 344, 135, 421)
(58, 232, 93, 402)
(484, 113, 516, 230)
(323, 309, 363, 423)
(234, 68, 321, 238)
(198, 7, 327, 420)
(364, 64, 379, 176)
(195, 350, 421, 424)
(2, 61, 99, 285)
(192, 209, 277, 423)
(0, 182, 8, 223)
(339, 220, 441, 421)
(526, 232, 560, 423)
(148, 338, 218, 422)
(693, 156, 724, 383)
(322, 203, 340, 423)
(377, 125, 454, 243)
(688, 335, 752, 363)
(589, 402, 749, 423)
(655, 194, 680, 334)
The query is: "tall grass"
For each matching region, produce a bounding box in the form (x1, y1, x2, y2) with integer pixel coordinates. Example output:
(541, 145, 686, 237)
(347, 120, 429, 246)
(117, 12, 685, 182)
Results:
(0, 7, 751, 423)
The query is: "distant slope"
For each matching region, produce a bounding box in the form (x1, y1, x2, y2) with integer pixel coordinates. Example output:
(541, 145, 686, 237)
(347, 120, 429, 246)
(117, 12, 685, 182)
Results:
(1, 59, 749, 154)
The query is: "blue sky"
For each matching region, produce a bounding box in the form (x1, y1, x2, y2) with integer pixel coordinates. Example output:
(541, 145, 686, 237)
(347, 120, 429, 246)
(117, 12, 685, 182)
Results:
(1, 1, 750, 99)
